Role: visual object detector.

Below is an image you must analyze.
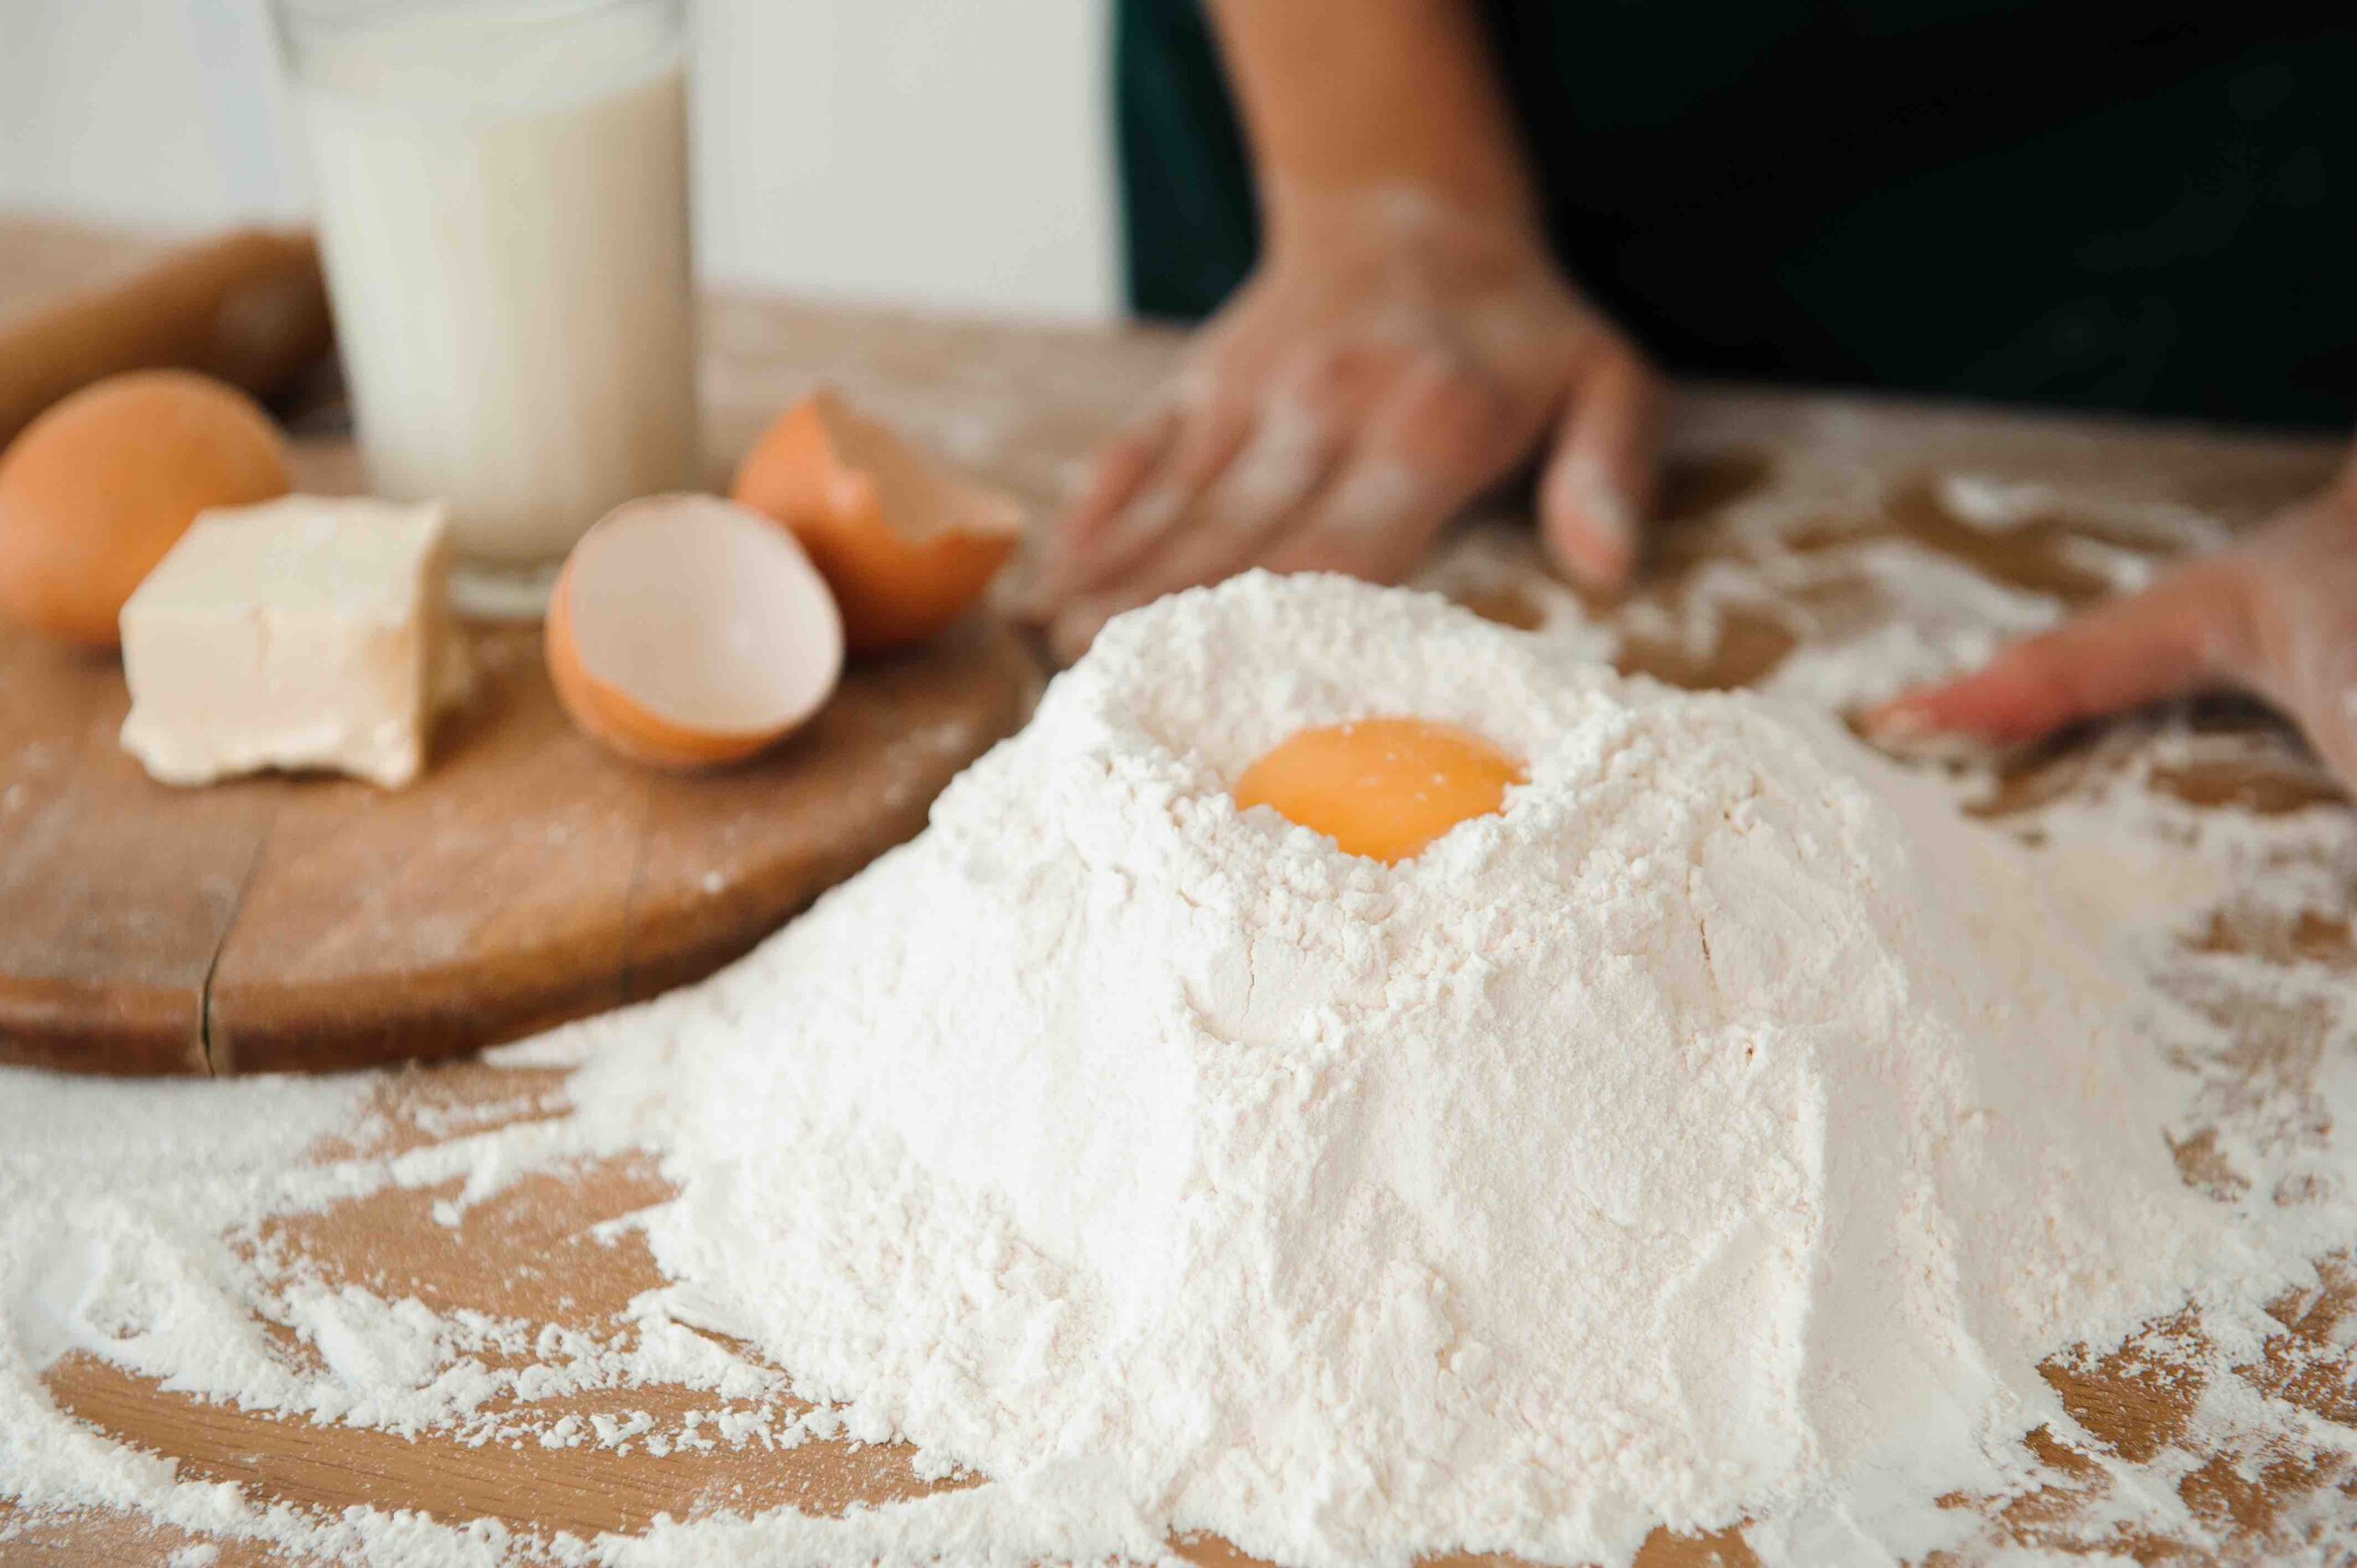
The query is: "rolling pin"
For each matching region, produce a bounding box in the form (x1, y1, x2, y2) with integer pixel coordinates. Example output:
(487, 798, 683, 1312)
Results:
(0, 228, 336, 447)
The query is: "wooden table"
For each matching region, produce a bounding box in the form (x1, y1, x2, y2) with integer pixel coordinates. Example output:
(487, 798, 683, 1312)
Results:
(5, 217, 2356, 1566)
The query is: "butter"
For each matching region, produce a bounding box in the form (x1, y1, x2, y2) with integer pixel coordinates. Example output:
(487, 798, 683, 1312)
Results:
(120, 496, 466, 789)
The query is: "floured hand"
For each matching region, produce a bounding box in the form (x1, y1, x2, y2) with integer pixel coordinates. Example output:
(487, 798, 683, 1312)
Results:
(1034, 187, 1662, 661)
(1873, 457, 2357, 789)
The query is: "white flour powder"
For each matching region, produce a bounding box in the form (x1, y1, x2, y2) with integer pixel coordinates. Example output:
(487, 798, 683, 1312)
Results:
(613, 574, 2251, 1565)
(4, 565, 2355, 1566)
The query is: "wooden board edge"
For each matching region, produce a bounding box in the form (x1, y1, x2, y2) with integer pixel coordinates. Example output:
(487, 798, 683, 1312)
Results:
(0, 975, 208, 1075)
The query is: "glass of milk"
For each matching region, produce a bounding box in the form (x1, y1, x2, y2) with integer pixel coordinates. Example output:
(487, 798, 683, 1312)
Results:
(273, 0, 698, 618)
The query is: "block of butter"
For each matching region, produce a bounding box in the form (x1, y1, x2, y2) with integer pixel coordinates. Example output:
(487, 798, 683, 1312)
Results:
(120, 495, 468, 789)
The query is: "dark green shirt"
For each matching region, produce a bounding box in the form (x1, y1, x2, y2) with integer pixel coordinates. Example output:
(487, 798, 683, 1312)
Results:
(1118, 2, 2357, 429)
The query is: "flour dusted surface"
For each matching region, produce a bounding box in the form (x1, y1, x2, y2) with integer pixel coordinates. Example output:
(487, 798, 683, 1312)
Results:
(634, 574, 2234, 1566)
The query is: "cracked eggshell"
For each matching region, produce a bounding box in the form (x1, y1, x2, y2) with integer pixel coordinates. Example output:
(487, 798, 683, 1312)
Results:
(731, 389, 1024, 656)
(546, 494, 843, 769)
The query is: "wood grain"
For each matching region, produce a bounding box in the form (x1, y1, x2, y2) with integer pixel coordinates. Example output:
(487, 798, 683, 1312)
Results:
(0, 628, 276, 1074)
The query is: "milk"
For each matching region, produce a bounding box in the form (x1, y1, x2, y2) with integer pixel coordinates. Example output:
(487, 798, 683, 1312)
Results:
(292, 3, 696, 614)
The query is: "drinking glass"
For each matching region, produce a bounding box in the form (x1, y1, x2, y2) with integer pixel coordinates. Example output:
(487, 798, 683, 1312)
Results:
(272, 0, 699, 617)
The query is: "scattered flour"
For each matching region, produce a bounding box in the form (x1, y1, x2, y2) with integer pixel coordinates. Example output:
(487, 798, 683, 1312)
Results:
(2, 560, 2355, 1565)
(1935, 471, 2228, 552)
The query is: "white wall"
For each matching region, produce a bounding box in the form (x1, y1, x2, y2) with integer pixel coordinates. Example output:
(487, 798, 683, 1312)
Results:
(0, 0, 1120, 321)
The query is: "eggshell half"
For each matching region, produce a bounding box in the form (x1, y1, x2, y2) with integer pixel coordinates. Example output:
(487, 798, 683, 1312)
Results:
(546, 494, 844, 769)
(731, 389, 1024, 656)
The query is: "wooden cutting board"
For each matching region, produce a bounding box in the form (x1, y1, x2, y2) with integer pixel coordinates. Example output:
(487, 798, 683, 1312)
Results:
(0, 599, 1039, 1076)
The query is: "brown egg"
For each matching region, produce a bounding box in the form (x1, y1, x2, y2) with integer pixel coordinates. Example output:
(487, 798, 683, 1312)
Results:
(0, 370, 291, 647)
(546, 494, 844, 769)
(732, 389, 1023, 656)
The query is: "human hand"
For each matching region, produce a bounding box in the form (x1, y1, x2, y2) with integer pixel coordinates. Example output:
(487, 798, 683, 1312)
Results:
(1869, 459, 2357, 788)
(1034, 189, 1663, 661)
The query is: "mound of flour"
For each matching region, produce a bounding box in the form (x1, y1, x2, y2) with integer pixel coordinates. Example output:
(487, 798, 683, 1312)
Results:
(631, 572, 2230, 1567)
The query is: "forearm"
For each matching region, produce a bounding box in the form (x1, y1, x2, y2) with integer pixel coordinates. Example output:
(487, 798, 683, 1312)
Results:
(1204, 0, 1538, 246)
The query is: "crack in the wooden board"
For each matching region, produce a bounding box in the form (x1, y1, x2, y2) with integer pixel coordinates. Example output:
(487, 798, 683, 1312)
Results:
(198, 816, 281, 1078)
(610, 769, 664, 1012)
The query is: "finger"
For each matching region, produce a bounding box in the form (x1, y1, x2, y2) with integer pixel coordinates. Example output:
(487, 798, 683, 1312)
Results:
(1213, 391, 1347, 535)
(1259, 356, 1508, 582)
(1046, 360, 1497, 659)
(1538, 346, 1664, 593)
(1062, 354, 1364, 621)
(1046, 395, 1348, 663)
(1092, 398, 1344, 604)
(1036, 403, 1179, 605)
(1056, 395, 1254, 599)
(2241, 509, 2357, 786)
(1865, 557, 2258, 745)
(2298, 684, 2357, 796)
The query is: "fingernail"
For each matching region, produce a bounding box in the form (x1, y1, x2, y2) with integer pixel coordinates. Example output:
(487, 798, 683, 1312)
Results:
(1052, 597, 1121, 663)
(1547, 522, 1630, 593)
(1861, 701, 1932, 743)
(1555, 459, 1635, 552)
(1544, 461, 1635, 589)
(1585, 483, 1637, 559)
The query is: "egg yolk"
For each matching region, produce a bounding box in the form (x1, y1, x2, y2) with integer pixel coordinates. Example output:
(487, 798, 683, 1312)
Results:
(1234, 718, 1526, 864)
